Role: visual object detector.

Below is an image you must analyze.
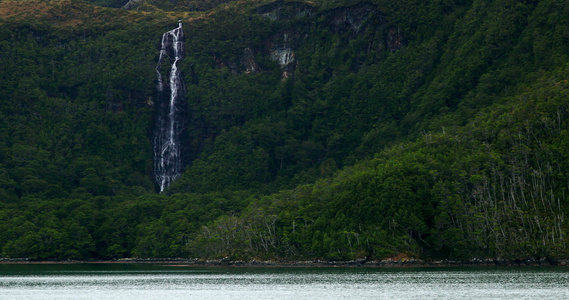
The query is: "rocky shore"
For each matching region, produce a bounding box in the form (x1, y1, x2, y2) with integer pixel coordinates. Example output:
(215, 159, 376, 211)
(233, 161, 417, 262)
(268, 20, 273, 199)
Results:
(1, 257, 568, 267)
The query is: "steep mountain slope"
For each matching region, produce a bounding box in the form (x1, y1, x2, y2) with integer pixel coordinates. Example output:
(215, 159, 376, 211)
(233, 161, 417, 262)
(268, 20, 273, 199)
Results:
(0, 0, 568, 261)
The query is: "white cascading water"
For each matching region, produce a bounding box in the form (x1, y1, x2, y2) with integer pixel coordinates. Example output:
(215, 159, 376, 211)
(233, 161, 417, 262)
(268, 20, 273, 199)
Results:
(154, 21, 185, 192)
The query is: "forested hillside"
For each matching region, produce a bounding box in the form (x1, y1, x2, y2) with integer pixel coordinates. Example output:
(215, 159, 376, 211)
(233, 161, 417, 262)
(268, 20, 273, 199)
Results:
(0, 0, 568, 261)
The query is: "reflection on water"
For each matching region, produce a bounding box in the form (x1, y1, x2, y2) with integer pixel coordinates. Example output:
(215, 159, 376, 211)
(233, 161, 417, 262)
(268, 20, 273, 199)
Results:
(0, 264, 568, 299)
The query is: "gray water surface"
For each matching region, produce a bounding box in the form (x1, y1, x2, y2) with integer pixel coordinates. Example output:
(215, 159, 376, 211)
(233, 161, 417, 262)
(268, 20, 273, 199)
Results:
(0, 264, 568, 299)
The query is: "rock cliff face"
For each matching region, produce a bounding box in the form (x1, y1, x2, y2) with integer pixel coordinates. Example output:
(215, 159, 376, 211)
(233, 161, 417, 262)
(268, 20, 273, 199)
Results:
(123, 0, 143, 10)
(321, 2, 379, 35)
(255, 0, 314, 20)
(257, 2, 387, 78)
(212, 1, 402, 78)
(266, 30, 299, 79)
(242, 48, 259, 74)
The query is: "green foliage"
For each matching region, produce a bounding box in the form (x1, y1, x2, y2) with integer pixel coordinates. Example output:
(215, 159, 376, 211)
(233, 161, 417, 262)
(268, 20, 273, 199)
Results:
(1, 0, 569, 261)
(83, 0, 129, 8)
(187, 67, 569, 260)
(0, 16, 162, 200)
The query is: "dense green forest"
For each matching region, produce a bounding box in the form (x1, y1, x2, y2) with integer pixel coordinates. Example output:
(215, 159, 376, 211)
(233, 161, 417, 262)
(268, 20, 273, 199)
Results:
(0, 0, 568, 261)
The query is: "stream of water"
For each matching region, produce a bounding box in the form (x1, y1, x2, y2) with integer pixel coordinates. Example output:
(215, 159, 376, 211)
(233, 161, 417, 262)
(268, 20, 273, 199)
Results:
(153, 22, 186, 192)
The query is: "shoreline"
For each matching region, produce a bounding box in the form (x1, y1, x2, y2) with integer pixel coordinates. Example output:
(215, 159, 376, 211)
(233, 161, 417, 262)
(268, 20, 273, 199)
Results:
(1, 258, 568, 267)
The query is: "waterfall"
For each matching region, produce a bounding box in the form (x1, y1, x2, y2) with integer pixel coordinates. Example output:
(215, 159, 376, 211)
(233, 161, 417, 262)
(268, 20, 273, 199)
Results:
(153, 21, 186, 192)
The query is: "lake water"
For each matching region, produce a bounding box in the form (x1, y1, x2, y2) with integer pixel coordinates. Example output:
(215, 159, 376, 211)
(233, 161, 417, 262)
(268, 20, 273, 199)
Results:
(0, 264, 568, 299)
